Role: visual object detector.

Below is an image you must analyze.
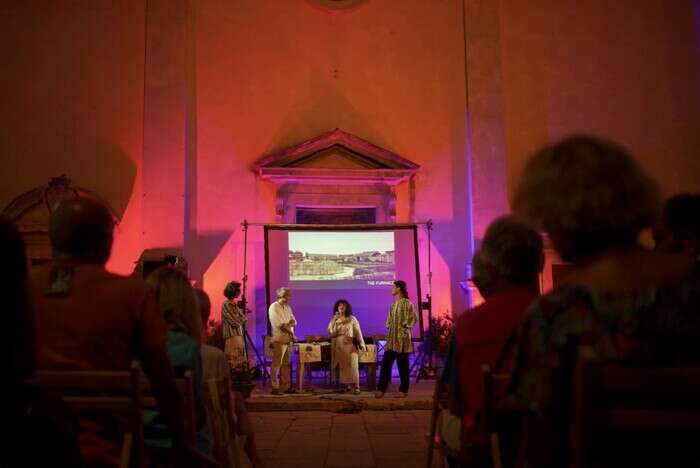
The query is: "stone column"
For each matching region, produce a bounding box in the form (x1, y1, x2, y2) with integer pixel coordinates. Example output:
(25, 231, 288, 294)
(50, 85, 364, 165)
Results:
(460, 0, 511, 305)
(142, 0, 189, 249)
(464, 0, 510, 240)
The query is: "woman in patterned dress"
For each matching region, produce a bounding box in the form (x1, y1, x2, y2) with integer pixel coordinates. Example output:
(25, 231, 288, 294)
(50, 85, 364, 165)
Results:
(221, 281, 248, 370)
(376, 280, 418, 398)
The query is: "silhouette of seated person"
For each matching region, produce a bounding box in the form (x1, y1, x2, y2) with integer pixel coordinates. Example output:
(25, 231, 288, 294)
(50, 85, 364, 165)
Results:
(509, 136, 700, 467)
(3, 216, 82, 466)
(441, 216, 543, 467)
(30, 198, 204, 466)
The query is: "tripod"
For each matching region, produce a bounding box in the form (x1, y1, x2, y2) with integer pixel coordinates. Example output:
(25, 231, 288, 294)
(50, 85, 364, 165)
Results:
(238, 219, 270, 382)
(241, 323, 269, 382)
(410, 219, 436, 381)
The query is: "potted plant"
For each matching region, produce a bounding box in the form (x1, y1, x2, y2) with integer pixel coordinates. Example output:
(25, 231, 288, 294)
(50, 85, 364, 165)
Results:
(205, 318, 225, 350)
(230, 362, 257, 399)
(427, 314, 455, 366)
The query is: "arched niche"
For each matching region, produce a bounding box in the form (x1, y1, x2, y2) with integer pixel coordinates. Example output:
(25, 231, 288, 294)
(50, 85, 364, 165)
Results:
(1, 175, 117, 266)
(253, 129, 419, 224)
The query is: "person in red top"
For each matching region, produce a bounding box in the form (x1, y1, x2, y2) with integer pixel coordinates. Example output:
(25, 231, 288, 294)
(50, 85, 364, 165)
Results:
(442, 215, 543, 466)
(31, 198, 202, 466)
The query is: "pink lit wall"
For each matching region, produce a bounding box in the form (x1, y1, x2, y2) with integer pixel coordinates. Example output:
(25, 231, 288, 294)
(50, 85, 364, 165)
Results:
(2, 0, 700, 339)
(0, 1, 146, 273)
(191, 0, 471, 336)
(500, 0, 700, 197)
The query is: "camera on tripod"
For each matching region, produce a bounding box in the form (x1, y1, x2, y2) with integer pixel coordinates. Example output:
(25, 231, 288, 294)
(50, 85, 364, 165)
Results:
(236, 296, 253, 313)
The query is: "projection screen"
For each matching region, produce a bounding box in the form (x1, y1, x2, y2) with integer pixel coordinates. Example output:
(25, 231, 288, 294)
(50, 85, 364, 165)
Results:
(264, 224, 424, 341)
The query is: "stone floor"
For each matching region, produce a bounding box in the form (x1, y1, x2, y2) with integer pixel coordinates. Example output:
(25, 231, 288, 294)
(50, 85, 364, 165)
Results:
(243, 410, 436, 468)
(245, 381, 435, 412)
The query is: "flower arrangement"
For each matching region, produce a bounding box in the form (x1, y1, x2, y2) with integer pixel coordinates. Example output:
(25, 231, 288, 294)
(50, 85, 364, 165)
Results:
(205, 318, 225, 350)
(230, 361, 257, 398)
(230, 361, 254, 384)
(427, 314, 455, 359)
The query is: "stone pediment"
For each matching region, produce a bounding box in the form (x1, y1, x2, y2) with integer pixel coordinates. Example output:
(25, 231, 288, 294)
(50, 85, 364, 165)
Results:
(253, 129, 419, 185)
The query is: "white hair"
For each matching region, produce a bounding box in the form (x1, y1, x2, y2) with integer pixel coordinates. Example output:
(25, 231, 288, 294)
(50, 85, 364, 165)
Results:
(276, 287, 291, 299)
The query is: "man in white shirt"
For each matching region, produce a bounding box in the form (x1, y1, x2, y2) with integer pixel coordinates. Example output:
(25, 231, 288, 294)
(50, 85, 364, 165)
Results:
(268, 287, 297, 395)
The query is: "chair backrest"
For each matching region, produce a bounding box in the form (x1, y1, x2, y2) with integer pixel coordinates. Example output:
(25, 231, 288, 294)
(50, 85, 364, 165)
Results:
(203, 376, 238, 467)
(305, 335, 326, 343)
(572, 346, 700, 468)
(481, 365, 521, 468)
(141, 370, 196, 445)
(31, 361, 145, 468)
(263, 335, 274, 361)
(426, 375, 449, 468)
(481, 365, 512, 433)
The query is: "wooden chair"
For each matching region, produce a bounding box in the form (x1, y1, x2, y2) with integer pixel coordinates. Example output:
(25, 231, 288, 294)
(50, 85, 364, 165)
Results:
(358, 343, 378, 390)
(261, 335, 275, 387)
(31, 361, 145, 468)
(372, 334, 386, 362)
(303, 335, 331, 385)
(426, 375, 450, 468)
(572, 346, 700, 468)
(141, 369, 196, 445)
(203, 376, 241, 468)
(481, 365, 520, 468)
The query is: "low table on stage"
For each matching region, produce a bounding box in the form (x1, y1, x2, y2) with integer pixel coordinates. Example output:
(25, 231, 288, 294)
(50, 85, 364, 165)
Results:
(295, 342, 378, 391)
(295, 341, 330, 392)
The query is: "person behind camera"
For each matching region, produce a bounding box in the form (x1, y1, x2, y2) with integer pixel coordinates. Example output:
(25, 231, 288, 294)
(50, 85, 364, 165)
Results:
(221, 281, 248, 370)
(328, 299, 366, 394)
(268, 287, 297, 395)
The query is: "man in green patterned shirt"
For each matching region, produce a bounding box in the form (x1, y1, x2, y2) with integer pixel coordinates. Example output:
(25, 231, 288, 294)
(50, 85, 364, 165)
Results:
(375, 280, 418, 398)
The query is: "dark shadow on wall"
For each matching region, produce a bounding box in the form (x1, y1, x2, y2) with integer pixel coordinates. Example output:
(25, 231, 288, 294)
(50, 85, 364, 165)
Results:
(2, 133, 137, 223)
(186, 230, 235, 288)
(78, 135, 137, 221)
(262, 65, 393, 157)
(637, 119, 700, 195)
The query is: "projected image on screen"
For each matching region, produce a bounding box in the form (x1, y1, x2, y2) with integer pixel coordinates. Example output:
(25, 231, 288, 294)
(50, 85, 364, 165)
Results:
(265, 225, 423, 339)
(288, 231, 395, 284)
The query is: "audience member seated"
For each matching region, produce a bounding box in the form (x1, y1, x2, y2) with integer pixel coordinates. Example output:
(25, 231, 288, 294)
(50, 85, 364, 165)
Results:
(510, 136, 700, 467)
(441, 215, 543, 467)
(145, 267, 211, 456)
(3, 216, 82, 467)
(30, 198, 196, 466)
(195, 288, 264, 467)
(653, 192, 700, 262)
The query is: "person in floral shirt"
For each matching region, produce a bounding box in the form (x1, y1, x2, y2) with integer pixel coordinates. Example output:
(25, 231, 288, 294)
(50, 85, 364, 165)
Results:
(510, 136, 700, 467)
